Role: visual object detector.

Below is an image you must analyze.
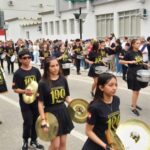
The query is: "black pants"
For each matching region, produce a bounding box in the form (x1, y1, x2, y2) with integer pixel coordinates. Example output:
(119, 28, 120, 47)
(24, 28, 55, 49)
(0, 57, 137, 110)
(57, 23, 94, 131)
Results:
(75, 58, 81, 73)
(6, 57, 14, 74)
(122, 65, 128, 79)
(20, 100, 39, 142)
(0, 59, 4, 69)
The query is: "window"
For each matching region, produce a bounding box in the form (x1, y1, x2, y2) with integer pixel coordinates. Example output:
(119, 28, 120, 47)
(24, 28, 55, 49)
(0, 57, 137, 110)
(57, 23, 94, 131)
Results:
(56, 21, 60, 35)
(69, 19, 75, 34)
(49, 22, 54, 35)
(44, 22, 48, 35)
(119, 9, 140, 38)
(63, 20, 67, 34)
(96, 13, 114, 39)
(26, 31, 30, 39)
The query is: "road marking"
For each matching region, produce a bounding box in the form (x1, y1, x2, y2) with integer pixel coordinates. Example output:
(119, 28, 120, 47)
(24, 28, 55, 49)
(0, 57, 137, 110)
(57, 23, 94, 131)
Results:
(69, 75, 150, 95)
(0, 94, 87, 142)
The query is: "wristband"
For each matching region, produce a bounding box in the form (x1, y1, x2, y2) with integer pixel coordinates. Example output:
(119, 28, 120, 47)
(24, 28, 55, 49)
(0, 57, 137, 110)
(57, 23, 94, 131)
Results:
(105, 145, 110, 150)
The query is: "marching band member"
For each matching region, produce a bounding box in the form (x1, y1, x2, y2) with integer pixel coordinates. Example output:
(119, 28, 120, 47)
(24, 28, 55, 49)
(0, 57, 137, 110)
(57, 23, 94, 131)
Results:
(0, 65, 7, 93)
(12, 49, 44, 150)
(0, 41, 5, 69)
(57, 43, 72, 78)
(38, 57, 74, 150)
(5, 40, 15, 74)
(82, 73, 120, 150)
(85, 40, 108, 97)
(72, 39, 83, 75)
(0, 65, 8, 125)
(39, 43, 51, 69)
(119, 39, 150, 116)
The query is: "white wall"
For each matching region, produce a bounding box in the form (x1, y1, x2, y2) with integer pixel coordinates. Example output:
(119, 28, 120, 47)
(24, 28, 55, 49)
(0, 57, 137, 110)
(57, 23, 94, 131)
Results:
(6, 21, 21, 42)
(21, 25, 42, 42)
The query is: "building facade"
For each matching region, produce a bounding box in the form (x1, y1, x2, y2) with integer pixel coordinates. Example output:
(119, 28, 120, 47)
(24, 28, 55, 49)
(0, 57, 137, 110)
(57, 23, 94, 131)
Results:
(4, 0, 150, 42)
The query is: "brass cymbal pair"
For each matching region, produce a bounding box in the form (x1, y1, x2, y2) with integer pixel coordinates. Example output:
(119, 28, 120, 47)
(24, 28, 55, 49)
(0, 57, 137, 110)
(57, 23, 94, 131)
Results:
(68, 98, 89, 124)
(23, 80, 38, 104)
(116, 119, 150, 150)
(36, 113, 59, 142)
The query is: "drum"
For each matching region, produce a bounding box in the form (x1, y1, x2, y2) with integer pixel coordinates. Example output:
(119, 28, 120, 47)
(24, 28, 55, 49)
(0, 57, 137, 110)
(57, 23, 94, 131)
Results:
(95, 66, 108, 74)
(62, 63, 71, 69)
(136, 69, 150, 82)
(0, 53, 6, 59)
(10, 55, 16, 62)
(76, 55, 84, 59)
(102, 57, 111, 63)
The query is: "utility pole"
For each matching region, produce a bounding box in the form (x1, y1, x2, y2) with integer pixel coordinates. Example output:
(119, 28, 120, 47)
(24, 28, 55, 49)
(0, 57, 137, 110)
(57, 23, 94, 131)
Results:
(79, 7, 82, 40)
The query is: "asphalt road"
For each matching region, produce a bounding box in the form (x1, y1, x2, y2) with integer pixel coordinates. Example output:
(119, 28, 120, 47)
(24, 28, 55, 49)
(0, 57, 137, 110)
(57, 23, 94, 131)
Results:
(0, 62, 150, 150)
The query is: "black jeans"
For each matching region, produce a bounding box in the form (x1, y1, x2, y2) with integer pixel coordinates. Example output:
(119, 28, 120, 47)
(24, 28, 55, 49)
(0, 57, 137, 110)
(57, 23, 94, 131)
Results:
(20, 100, 39, 142)
(75, 58, 81, 73)
(6, 57, 14, 73)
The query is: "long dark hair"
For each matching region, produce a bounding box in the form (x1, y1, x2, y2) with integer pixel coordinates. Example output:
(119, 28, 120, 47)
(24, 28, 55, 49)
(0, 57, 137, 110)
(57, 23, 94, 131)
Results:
(42, 57, 62, 81)
(128, 39, 138, 51)
(94, 73, 117, 102)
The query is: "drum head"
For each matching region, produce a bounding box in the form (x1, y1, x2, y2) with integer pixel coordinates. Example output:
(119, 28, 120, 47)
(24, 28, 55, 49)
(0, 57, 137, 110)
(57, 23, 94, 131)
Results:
(1, 53, 6, 59)
(10, 55, 16, 62)
(95, 66, 108, 74)
(62, 63, 71, 69)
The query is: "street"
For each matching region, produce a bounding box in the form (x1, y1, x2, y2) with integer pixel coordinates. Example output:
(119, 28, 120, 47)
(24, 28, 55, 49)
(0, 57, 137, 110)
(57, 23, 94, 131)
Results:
(0, 62, 150, 150)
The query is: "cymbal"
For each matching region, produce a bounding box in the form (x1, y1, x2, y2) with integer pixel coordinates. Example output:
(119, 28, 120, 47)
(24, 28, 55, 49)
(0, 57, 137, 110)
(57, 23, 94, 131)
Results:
(36, 112, 59, 142)
(68, 98, 89, 124)
(23, 80, 38, 104)
(116, 119, 150, 150)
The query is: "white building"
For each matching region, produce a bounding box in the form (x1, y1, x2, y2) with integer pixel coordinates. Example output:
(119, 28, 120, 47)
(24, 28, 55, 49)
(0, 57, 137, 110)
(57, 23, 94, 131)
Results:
(4, 0, 150, 41)
(0, 0, 54, 41)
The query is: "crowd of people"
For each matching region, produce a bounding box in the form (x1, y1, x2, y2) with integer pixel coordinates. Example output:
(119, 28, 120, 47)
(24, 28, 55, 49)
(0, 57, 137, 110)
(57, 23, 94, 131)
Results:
(0, 34, 150, 150)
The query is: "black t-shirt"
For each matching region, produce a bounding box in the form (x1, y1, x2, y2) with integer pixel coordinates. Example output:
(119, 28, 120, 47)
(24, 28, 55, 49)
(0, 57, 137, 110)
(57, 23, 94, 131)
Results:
(87, 50, 104, 65)
(124, 50, 143, 69)
(87, 96, 120, 140)
(38, 75, 70, 107)
(6, 46, 15, 57)
(0, 46, 5, 55)
(12, 67, 41, 100)
(73, 45, 83, 55)
(39, 50, 50, 58)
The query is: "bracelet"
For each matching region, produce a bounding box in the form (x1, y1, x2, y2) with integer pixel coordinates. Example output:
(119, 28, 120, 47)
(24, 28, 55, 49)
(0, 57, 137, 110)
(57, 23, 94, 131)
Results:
(105, 144, 111, 150)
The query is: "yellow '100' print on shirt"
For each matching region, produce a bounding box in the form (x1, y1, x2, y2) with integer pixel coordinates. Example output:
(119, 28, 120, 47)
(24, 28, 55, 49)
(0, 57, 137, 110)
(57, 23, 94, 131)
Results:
(24, 75, 36, 86)
(107, 112, 120, 131)
(95, 56, 102, 64)
(50, 88, 66, 104)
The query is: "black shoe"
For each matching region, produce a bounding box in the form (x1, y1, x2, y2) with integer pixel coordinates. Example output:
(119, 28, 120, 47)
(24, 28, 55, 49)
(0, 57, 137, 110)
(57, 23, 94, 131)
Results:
(77, 72, 81, 75)
(131, 105, 142, 111)
(0, 121, 2, 124)
(30, 140, 44, 149)
(132, 109, 140, 116)
(91, 91, 94, 97)
(22, 141, 28, 150)
(135, 105, 142, 111)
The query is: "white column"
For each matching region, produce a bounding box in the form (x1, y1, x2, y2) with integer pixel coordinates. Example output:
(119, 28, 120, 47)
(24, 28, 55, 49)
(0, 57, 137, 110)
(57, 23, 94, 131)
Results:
(86, 0, 93, 12)
(113, 11, 119, 38)
(55, 0, 60, 17)
(68, 1, 73, 9)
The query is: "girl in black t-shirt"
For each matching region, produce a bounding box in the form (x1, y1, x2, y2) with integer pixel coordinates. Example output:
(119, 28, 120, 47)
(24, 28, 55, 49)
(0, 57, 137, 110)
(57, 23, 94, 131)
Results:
(38, 57, 74, 150)
(82, 73, 120, 150)
(85, 41, 108, 97)
(119, 39, 150, 116)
